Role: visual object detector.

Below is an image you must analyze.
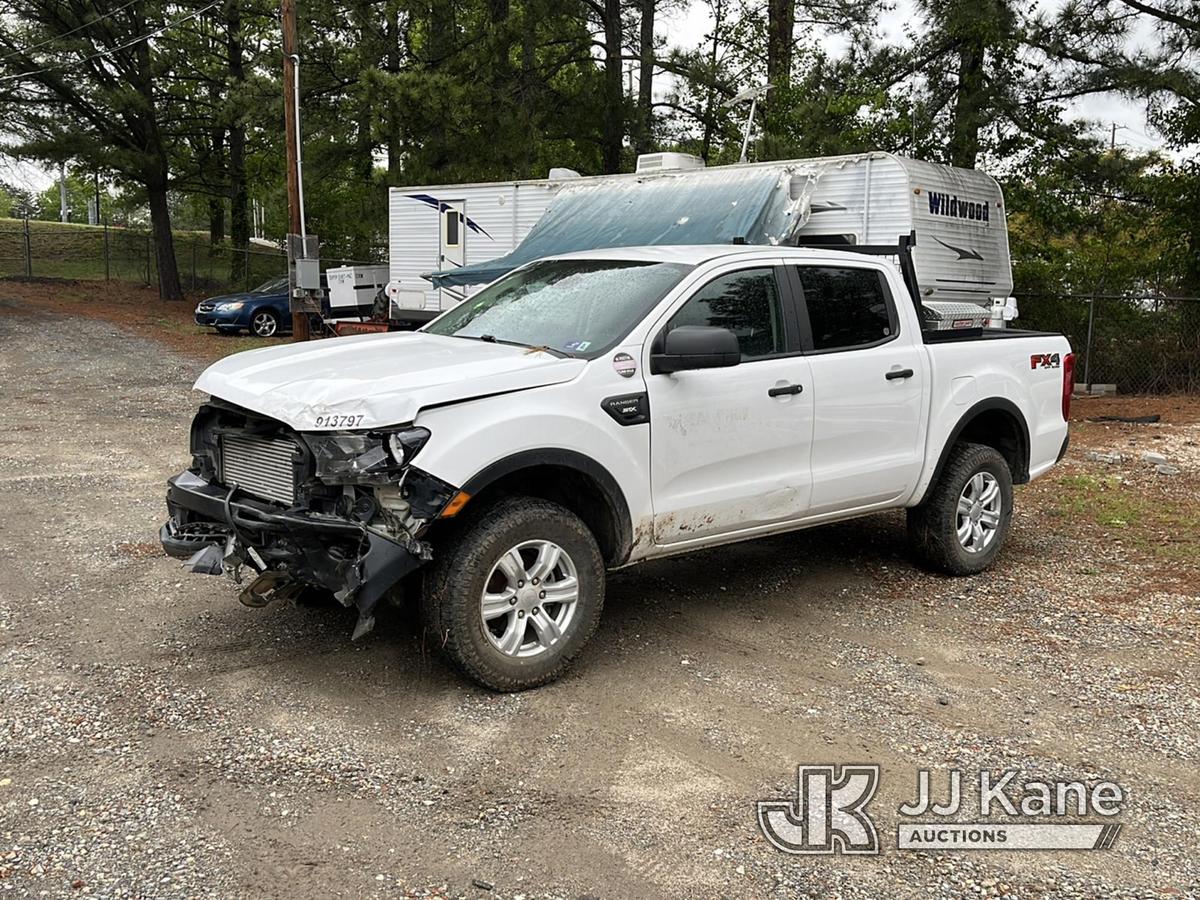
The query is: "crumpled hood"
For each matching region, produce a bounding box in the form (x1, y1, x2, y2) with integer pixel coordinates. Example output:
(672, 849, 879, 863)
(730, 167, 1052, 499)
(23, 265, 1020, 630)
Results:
(194, 331, 586, 430)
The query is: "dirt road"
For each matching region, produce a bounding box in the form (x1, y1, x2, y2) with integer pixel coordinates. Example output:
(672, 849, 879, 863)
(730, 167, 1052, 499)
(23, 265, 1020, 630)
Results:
(1, 298, 1197, 898)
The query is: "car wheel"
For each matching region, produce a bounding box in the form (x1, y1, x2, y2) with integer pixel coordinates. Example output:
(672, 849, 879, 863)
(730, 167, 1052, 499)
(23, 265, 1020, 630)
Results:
(250, 309, 280, 337)
(907, 442, 1013, 576)
(422, 496, 605, 691)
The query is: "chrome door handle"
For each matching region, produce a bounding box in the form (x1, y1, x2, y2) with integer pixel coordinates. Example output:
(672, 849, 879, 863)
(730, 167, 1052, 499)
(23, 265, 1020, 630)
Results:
(885, 368, 915, 380)
(768, 383, 803, 397)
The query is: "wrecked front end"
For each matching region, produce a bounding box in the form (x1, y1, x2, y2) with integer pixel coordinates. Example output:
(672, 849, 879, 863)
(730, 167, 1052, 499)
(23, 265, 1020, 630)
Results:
(159, 401, 457, 638)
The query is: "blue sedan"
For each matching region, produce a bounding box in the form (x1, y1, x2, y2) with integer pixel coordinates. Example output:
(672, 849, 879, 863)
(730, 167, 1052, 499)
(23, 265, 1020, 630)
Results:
(194, 276, 292, 338)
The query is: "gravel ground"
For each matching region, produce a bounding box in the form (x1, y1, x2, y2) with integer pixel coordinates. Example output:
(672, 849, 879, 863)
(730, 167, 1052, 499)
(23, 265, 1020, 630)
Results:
(1, 298, 1198, 899)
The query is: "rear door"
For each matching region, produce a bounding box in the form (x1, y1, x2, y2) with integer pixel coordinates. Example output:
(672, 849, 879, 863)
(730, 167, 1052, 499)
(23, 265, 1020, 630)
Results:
(788, 264, 928, 514)
(646, 262, 815, 544)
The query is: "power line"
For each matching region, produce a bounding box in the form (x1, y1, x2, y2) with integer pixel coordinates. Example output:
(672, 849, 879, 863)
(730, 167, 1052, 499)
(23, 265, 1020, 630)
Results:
(0, 0, 140, 63)
(0, 0, 224, 85)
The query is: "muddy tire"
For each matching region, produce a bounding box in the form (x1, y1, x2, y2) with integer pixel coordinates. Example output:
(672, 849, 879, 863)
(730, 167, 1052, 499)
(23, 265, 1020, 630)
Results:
(907, 442, 1013, 576)
(422, 496, 605, 691)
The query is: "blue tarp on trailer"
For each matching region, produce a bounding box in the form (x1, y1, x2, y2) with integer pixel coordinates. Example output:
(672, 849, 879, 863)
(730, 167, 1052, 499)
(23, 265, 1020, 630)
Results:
(430, 167, 791, 288)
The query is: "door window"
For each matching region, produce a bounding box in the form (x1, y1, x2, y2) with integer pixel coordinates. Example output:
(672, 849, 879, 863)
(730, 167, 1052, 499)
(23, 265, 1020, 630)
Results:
(443, 207, 460, 247)
(796, 266, 896, 352)
(666, 267, 785, 359)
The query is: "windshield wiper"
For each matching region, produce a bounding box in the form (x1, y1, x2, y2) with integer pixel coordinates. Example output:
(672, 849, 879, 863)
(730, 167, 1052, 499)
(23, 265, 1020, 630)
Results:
(453, 333, 570, 358)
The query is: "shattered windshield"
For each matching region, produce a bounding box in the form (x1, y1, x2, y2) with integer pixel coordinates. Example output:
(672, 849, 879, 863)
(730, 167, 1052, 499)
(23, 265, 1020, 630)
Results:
(424, 259, 693, 358)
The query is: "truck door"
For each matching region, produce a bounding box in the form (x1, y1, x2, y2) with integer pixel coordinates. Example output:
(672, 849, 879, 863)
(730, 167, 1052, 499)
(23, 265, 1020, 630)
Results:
(788, 264, 927, 513)
(646, 263, 815, 545)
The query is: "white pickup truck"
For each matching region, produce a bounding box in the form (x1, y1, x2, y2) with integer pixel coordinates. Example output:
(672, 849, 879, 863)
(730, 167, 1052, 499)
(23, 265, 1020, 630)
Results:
(161, 245, 1073, 690)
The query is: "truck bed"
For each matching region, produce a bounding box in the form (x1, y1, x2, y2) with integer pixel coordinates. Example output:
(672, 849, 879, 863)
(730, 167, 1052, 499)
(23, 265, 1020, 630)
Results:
(923, 327, 1060, 344)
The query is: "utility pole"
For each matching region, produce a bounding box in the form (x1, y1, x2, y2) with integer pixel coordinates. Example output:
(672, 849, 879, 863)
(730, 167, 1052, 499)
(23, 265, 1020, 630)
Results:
(1109, 122, 1126, 151)
(59, 162, 68, 223)
(282, 0, 311, 341)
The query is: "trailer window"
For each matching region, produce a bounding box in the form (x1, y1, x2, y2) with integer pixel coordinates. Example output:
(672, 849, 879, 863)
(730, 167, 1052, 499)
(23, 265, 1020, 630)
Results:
(444, 208, 460, 247)
(424, 259, 693, 358)
(796, 266, 896, 351)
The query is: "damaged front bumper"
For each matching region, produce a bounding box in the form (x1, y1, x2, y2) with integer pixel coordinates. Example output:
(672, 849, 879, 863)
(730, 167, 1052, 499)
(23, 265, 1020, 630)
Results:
(161, 470, 429, 639)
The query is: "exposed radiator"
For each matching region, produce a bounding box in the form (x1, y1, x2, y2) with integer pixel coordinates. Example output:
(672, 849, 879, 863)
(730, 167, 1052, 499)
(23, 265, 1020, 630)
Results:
(219, 434, 299, 505)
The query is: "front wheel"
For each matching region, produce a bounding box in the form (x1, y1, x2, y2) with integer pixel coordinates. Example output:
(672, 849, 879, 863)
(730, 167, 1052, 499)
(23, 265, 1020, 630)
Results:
(907, 442, 1014, 575)
(250, 309, 280, 337)
(422, 497, 605, 691)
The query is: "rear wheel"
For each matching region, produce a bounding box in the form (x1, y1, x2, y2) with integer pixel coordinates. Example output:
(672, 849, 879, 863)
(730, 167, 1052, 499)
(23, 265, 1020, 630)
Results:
(250, 309, 280, 337)
(907, 442, 1013, 575)
(422, 496, 605, 691)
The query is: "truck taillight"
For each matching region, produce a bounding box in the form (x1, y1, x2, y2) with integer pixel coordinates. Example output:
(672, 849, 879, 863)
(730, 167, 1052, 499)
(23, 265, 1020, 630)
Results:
(1062, 352, 1075, 421)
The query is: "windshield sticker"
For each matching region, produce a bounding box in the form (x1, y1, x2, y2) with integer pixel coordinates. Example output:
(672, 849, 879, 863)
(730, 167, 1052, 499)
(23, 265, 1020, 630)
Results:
(613, 352, 637, 378)
(564, 340, 592, 352)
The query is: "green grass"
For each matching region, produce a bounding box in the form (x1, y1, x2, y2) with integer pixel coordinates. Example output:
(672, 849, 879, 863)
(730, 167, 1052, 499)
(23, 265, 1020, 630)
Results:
(1055, 474, 1142, 528)
(1052, 472, 1199, 561)
(0, 217, 285, 290)
(0, 216, 208, 237)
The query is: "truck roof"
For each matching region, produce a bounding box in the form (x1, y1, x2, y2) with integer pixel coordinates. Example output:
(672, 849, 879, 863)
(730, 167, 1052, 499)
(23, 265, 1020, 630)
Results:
(539, 244, 892, 267)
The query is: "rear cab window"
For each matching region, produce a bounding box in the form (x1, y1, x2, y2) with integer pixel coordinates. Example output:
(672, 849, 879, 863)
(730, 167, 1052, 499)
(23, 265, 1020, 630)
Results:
(793, 266, 897, 352)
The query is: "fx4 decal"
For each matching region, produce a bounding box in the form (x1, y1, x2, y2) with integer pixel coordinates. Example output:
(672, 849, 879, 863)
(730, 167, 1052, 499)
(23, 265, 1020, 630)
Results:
(1031, 353, 1062, 370)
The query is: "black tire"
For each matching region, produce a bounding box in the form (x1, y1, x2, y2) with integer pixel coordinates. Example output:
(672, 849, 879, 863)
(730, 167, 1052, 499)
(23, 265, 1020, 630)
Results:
(422, 496, 605, 691)
(250, 309, 280, 337)
(907, 442, 1014, 576)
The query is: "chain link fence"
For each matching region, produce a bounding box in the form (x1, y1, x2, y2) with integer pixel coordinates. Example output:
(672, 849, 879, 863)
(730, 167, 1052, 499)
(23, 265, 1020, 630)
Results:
(0, 218, 375, 294)
(4, 219, 1198, 394)
(1017, 293, 1200, 394)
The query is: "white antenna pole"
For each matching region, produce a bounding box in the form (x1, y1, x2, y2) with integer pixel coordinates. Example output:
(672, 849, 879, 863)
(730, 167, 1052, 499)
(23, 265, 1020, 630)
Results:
(739, 95, 757, 163)
(289, 52, 307, 242)
(723, 83, 770, 163)
(911, 63, 917, 152)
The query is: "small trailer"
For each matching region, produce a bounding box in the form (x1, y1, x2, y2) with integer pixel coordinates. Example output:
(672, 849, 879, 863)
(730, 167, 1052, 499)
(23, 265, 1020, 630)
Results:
(324, 264, 389, 321)
(383, 151, 1016, 328)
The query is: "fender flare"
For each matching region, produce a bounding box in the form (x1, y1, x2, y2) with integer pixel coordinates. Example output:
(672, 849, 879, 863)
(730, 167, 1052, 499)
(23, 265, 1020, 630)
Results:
(919, 398, 1031, 504)
(458, 448, 634, 565)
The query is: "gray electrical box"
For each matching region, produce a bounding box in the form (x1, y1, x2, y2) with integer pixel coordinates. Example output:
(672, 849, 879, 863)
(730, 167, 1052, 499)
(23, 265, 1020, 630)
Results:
(295, 258, 321, 291)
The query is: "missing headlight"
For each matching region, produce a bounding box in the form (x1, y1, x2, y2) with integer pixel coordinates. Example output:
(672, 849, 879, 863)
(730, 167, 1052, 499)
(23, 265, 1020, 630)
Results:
(304, 427, 430, 485)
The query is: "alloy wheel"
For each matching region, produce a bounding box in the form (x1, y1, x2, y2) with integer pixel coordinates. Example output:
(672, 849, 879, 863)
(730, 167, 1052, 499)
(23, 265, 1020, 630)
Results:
(252, 311, 278, 337)
(480, 540, 579, 658)
(956, 471, 1002, 553)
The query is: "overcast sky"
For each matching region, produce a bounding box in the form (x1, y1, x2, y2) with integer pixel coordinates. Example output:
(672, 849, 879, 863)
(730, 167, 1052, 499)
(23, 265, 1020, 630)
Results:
(1, 0, 1172, 194)
(660, 0, 1170, 156)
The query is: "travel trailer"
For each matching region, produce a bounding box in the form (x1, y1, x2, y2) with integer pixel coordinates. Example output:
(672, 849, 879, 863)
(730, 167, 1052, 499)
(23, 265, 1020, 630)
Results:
(380, 152, 1017, 329)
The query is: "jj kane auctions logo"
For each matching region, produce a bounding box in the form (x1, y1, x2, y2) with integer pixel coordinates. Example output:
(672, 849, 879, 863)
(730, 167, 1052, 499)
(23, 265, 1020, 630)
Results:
(927, 191, 991, 225)
(759, 765, 1124, 855)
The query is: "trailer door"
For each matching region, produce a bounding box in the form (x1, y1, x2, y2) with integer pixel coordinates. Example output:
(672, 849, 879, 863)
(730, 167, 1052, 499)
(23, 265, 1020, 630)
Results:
(439, 200, 466, 270)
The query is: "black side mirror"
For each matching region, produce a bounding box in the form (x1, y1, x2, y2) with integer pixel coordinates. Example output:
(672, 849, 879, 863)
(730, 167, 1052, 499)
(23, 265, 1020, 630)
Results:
(651, 325, 741, 374)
